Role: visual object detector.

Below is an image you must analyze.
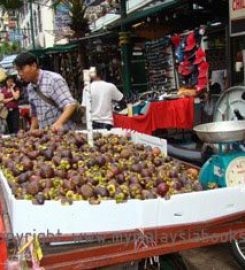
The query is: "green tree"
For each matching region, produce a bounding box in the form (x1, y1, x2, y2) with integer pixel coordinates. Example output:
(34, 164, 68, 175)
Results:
(0, 41, 21, 57)
(53, 0, 89, 38)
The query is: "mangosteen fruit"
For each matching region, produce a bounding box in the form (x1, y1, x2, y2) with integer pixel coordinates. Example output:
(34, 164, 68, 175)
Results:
(157, 183, 169, 197)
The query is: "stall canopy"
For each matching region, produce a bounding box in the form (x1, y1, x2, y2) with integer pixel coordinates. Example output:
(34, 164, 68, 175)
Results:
(109, 0, 183, 29)
(107, 0, 228, 30)
(30, 42, 80, 56)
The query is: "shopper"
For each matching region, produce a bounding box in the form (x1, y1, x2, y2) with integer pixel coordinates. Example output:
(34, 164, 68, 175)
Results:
(0, 75, 20, 134)
(82, 67, 123, 130)
(14, 52, 77, 132)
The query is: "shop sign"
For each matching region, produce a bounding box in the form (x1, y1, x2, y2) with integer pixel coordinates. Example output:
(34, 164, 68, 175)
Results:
(54, 3, 72, 41)
(229, 0, 245, 36)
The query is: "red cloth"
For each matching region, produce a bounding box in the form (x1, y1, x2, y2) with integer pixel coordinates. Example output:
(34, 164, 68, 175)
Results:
(0, 205, 7, 270)
(114, 97, 194, 135)
(19, 106, 30, 118)
(1, 87, 18, 110)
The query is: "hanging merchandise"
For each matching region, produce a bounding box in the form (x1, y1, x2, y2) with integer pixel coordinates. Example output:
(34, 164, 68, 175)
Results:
(193, 48, 206, 65)
(175, 38, 185, 63)
(171, 34, 181, 48)
(184, 32, 196, 52)
(144, 37, 176, 92)
(173, 26, 209, 96)
(52, 50, 83, 102)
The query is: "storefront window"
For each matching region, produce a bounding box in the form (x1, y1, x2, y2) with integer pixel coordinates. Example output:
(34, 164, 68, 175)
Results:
(231, 36, 245, 86)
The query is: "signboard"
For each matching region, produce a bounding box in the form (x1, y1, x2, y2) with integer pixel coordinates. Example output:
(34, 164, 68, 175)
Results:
(229, 0, 245, 36)
(54, 3, 72, 41)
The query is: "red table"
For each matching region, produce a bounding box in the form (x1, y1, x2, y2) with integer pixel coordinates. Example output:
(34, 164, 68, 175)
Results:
(114, 97, 194, 135)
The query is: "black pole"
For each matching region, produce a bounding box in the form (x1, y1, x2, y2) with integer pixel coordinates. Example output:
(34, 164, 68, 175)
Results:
(29, 0, 36, 49)
(120, 0, 132, 97)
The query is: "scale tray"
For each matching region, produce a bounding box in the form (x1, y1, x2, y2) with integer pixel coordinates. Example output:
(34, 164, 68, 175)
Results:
(194, 121, 245, 143)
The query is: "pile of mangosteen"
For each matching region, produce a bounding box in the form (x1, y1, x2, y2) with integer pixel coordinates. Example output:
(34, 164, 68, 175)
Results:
(0, 129, 202, 205)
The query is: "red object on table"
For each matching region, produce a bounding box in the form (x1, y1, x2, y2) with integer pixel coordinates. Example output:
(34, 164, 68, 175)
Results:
(19, 105, 30, 118)
(114, 97, 194, 135)
(0, 205, 7, 270)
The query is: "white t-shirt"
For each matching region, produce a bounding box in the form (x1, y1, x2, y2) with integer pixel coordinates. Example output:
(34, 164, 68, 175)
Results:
(82, 80, 123, 125)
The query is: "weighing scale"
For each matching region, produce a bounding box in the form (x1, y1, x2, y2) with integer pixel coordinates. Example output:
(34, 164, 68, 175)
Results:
(194, 86, 245, 188)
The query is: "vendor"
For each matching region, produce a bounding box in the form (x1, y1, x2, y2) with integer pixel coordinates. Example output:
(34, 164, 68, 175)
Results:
(0, 75, 20, 134)
(14, 52, 77, 132)
(82, 67, 123, 130)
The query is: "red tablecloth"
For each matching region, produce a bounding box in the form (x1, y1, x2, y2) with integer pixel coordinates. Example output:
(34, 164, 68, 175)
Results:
(114, 97, 194, 135)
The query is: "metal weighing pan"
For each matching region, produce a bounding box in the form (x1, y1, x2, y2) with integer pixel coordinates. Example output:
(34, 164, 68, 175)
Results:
(194, 120, 245, 143)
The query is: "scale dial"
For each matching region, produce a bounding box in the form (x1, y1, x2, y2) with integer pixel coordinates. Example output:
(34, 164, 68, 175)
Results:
(226, 157, 245, 187)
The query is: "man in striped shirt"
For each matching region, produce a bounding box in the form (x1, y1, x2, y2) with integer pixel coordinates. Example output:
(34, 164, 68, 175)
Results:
(14, 52, 76, 131)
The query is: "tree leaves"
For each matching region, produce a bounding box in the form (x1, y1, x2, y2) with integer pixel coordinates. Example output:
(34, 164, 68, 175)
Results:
(52, 0, 89, 38)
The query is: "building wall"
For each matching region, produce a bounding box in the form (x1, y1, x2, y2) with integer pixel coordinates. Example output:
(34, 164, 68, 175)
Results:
(18, 0, 55, 49)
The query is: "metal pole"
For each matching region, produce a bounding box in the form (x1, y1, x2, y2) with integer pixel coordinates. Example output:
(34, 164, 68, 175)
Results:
(29, 0, 35, 49)
(120, 0, 131, 98)
(225, 25, 231, 88)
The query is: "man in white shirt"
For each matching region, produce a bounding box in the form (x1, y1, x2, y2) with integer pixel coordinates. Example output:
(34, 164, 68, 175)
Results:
(82, 68, 123, 130)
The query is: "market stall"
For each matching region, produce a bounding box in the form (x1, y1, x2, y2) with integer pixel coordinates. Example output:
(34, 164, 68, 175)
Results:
(0, 124, 244, 269)
(114, 97, 194, 135)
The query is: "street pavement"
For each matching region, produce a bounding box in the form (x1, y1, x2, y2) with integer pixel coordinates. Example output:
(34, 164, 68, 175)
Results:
(180, 244, 243, 269)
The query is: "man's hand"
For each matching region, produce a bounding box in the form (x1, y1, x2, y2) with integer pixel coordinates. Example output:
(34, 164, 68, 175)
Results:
(51, 121, 63, 132)
(30, 116, 39, 131)
(53, 103, 76, 128)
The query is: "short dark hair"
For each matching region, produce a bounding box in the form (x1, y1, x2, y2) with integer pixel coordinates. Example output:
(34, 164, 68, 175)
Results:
(14, 52, 38, 68)
(4, 75, 15, 86)
(95, 66, 104, 79)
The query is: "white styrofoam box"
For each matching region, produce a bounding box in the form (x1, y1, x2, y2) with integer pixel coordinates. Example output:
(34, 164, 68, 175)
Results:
(2, 161, 245, 236)
(156, 186, 245, 226)
(10, 197, 143, 235)
(131, 132, 167, 156)
(1, 129, 245, 236)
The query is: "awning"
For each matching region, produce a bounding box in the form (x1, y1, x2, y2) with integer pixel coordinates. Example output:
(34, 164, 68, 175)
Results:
(73, 31, 117, 41)
(110, 0, 185, 28)
(45, 43, 79, 54)
(29, 42, 80, 56)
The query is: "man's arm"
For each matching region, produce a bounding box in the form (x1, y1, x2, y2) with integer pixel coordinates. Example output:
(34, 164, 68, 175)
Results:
(30, 102, 39, 130)
(30, 116, 39, 130)
(50, 76, 77, 131)
(111, 84, 123, 101)
(52, 103, 76, 131)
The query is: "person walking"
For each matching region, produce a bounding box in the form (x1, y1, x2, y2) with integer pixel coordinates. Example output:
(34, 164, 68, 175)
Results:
(82, 67, 123, 130)
(14, 52, 77, 132)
